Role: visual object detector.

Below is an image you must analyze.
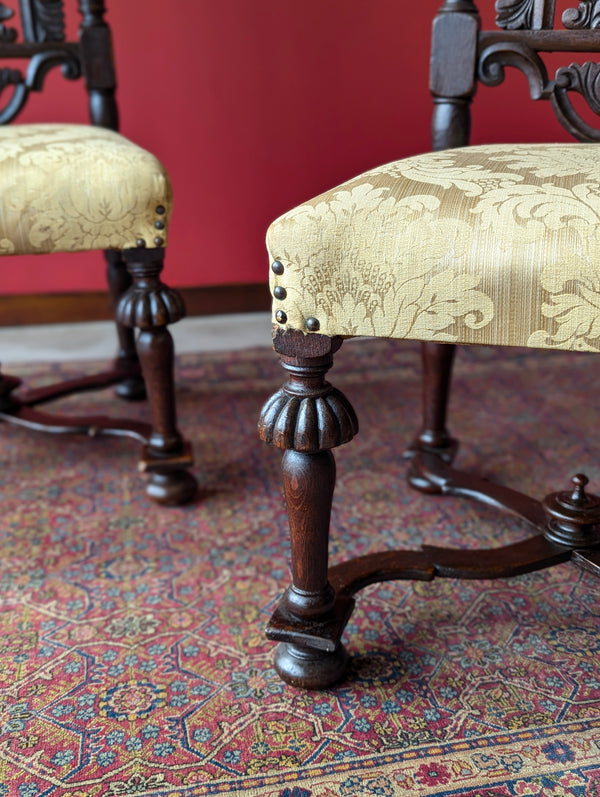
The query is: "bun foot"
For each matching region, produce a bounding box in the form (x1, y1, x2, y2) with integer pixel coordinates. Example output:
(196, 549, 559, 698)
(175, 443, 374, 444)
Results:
(274, 642, 348, 689)
(141, 442, 196, 505)
(115, 376, 146, 401)
(407, 463, 444, 495)
(145, 470, 197, 505)
(405, 441, 458, 494)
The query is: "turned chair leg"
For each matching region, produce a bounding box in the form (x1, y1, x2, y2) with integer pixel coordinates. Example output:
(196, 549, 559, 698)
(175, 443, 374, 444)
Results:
(259, 330, 358, 688)
(119, 248, 197, 505)
(418, 342, 456, 452)
(259, 335, 600, 691)
(105, 250, 146, 400)
(407, 342, 459, 493)
(275, 448, 348, 688)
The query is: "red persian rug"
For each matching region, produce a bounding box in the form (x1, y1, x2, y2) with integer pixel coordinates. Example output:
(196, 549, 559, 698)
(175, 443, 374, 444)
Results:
(0, 338, 599, 796)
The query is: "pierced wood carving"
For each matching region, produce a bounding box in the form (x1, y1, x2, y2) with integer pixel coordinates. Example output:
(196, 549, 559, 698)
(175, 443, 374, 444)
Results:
(13, 0, 67, 43)
(496, 0, 537, 29)
(478, 39, 600, 141)
(0, 3, 17, 42)
(556, 61, 600, 113)
(495, 0, 555, 29)
(562, 0, 600, 29)
(551, 61, 600, 139)
(0, 49, 81, 124)
(31, 0, 66, 42)
(0, 0, 82, 124)
(0, 65, 25, 96)
(478, 41, 550, 98)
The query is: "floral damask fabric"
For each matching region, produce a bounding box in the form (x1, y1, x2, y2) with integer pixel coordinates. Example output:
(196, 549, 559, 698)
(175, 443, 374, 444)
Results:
(267, 144, 600, 351)
(0, 123, 172, 255)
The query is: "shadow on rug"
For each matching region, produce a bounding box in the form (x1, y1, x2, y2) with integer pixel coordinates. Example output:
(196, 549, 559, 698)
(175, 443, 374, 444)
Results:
(0, 339, 599, 796)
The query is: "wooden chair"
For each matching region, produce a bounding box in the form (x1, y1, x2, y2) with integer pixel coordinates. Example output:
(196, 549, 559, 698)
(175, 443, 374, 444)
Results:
(259, 0, 600, 688)
(0, 0, 196, 505)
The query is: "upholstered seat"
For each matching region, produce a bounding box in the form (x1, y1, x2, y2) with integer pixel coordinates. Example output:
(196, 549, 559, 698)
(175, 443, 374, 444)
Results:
(268, 142, 600, 351)
(0, 124, 171, 255)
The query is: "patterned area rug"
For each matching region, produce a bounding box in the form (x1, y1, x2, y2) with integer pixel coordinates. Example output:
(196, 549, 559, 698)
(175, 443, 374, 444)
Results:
(1, 339, 599, 796)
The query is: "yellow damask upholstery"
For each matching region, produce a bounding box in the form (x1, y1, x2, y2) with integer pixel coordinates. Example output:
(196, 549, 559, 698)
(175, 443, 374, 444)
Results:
(0, 123, 171, 255)
(268, 143, 600, 352)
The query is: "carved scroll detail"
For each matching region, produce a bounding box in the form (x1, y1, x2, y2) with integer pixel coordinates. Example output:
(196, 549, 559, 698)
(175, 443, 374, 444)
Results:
(479, 41, 600, 140)
(0, 0, 83, 124)
(478, 42, 551, 99)
(551, 62, 600, 140)
(0, 67, 23, 90)
(562, 0, 600, 28)
(0, 50, 80, 124)
(556, 61, 600, 112)
(0, 67, 26, 123)
(0, 3, 17, 42)
(496, 0, 537, 29)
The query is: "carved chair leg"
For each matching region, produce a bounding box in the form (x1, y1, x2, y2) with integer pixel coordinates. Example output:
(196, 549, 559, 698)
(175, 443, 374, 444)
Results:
(105, 250, 146, 400)
(259, 330, 358, 688)
(119, 248, 196, 505)
(274, 449, 349, 688)
(259, 334, 600, 690)
(407, 342, 459, 493)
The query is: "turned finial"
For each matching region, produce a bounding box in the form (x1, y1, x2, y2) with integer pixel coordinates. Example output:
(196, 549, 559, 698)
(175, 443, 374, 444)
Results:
(543, 473, 600, 548)
(569, 474, 591, 505)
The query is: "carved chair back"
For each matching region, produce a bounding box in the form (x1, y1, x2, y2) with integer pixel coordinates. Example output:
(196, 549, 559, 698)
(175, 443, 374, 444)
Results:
(431, 0, 600, 150)
(0, 0, 116, 129)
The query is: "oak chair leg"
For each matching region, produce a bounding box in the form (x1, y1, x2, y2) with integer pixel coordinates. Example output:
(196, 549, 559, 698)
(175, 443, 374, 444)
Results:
(105, 250, 146, 401)
(259, 335, 600, 690)
(407, 342, 459, 493)
(259, 329, 358, 688)
(418, 342, 456, 451)
(119, 248, 197, 505)
(275, 449, 348, 688)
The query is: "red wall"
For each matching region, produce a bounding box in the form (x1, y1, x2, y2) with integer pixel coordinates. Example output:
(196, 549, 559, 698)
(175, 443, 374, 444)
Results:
(2, 0, 572, 296)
